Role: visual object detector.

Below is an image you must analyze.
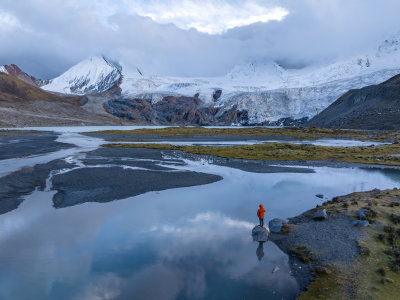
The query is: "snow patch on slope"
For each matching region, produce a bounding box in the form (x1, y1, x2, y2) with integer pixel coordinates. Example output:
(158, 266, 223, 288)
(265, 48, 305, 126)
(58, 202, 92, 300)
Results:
(0, 66, 8, 74)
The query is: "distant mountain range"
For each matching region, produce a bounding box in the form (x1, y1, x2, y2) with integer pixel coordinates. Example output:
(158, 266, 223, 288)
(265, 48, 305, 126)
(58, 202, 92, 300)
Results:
(1, 32, 400, 127)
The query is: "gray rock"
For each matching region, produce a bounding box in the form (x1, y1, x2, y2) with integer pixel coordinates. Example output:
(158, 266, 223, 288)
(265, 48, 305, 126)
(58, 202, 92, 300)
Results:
(312, 209, 327, 220)
(272, 266, 280, 273)
(316, 194, 324, 199)
(252, 225, 270, 242)
(269, 218, 285, 233)
(353, 220, 369, 227)
(357, 209, 367, 220)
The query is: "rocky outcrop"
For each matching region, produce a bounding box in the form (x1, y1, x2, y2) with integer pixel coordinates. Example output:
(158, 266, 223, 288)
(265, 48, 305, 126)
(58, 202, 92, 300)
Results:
(307, 74, 400, 130)
(212, 89, 222, 101)
(103, 96, 251, 125)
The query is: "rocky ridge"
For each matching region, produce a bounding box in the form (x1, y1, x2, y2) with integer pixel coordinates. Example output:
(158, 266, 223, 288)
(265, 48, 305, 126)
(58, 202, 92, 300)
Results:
(0, 64, 49, 87)
(307, 74, 400, 130)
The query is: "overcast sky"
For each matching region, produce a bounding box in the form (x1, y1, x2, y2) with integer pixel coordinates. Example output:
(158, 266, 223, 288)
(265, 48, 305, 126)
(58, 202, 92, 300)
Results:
(0, 0, 399, 78)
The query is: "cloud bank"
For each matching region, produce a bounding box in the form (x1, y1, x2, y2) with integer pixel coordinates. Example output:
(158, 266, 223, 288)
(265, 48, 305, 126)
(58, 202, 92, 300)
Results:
(0, 0, 399, 78)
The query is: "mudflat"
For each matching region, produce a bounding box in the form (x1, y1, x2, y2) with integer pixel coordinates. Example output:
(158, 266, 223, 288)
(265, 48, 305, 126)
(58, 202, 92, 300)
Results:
(0, 131, 74, 160)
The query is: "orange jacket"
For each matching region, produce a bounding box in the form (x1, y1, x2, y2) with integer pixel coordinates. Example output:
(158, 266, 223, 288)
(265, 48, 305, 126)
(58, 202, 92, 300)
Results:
(257, 204, 266, 219)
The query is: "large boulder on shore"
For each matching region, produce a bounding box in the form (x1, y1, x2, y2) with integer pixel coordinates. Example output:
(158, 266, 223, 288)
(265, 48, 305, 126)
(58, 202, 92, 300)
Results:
(252, 225, 270, 242)
(269, 218, 285, 233)
(312, 209, 328, 220)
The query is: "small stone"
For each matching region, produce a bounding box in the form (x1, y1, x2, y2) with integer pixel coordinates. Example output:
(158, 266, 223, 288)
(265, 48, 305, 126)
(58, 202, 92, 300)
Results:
(316, 194, 324, 199)
(312, 209, 327, 220)
(269, 218, 285, 233)
(357, 209, 367, 220)
(272, 266, 280, 273)
(360, 220, 369, 227)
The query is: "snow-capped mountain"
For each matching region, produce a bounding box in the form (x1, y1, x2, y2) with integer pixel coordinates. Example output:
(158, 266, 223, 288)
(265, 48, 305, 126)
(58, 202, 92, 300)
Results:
(42, 56, 123, 95)
(117, 33, 400, 124)
(39, 33, 400, 124)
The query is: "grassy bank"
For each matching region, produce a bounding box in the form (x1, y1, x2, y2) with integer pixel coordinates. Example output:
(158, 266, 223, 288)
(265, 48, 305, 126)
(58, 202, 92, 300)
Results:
(90, 127, 400, 142)
(103, 142, 400, 166)
(298, 188, 400, 299)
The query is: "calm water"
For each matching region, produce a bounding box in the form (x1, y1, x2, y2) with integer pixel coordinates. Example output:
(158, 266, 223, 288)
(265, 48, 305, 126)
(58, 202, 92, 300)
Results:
(0, 128, 399, 299)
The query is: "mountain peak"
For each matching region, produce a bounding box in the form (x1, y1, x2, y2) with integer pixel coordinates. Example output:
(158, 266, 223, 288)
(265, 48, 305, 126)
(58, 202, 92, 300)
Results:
(42, 55, 122, 95)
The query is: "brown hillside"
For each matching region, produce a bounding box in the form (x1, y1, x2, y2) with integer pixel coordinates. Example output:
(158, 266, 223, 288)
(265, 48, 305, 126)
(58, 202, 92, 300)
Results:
(0, 72, 72, 103)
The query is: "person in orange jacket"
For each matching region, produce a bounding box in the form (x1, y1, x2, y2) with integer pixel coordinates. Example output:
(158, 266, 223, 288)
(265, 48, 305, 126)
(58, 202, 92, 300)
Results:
(257, 204, 266, 227)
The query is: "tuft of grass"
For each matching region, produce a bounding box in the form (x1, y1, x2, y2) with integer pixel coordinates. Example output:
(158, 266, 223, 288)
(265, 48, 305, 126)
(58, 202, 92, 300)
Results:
(357, 240, 371, 256)
(290, 245, 316, 263)
(298, 265, 356, 300)
(278, 223, 295, 234)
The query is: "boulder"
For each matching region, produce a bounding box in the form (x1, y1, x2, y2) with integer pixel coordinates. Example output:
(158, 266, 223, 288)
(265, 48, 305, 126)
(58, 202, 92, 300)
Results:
(312, 209, 327, 220)
(269, 218, 285, 233)
(315, 194, 324, 199)
(252, 225, 270, 242)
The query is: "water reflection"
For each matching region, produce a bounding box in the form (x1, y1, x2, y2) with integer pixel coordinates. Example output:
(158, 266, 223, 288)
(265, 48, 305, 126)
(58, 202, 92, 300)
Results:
(256, 242, 265, 261)
(0, 191, 298, 299)
(1, 163, 400, 299)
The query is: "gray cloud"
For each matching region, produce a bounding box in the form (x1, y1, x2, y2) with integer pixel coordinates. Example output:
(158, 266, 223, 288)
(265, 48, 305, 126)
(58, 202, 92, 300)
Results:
(0, 0, 399, 79)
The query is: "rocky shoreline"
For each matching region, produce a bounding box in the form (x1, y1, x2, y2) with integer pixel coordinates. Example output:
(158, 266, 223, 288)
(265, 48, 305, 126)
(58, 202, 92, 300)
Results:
(269, 188, 400, 299)
(270, 208, 365, 294)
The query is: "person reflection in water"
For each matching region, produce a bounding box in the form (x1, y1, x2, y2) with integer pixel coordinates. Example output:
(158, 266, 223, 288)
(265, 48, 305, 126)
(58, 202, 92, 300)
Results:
(257, 204, 266, 227)
(256, 242, 264, 261)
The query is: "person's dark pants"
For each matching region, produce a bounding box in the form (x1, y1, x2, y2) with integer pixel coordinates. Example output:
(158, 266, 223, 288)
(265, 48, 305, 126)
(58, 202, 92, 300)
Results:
(259, 218, 264, 227)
